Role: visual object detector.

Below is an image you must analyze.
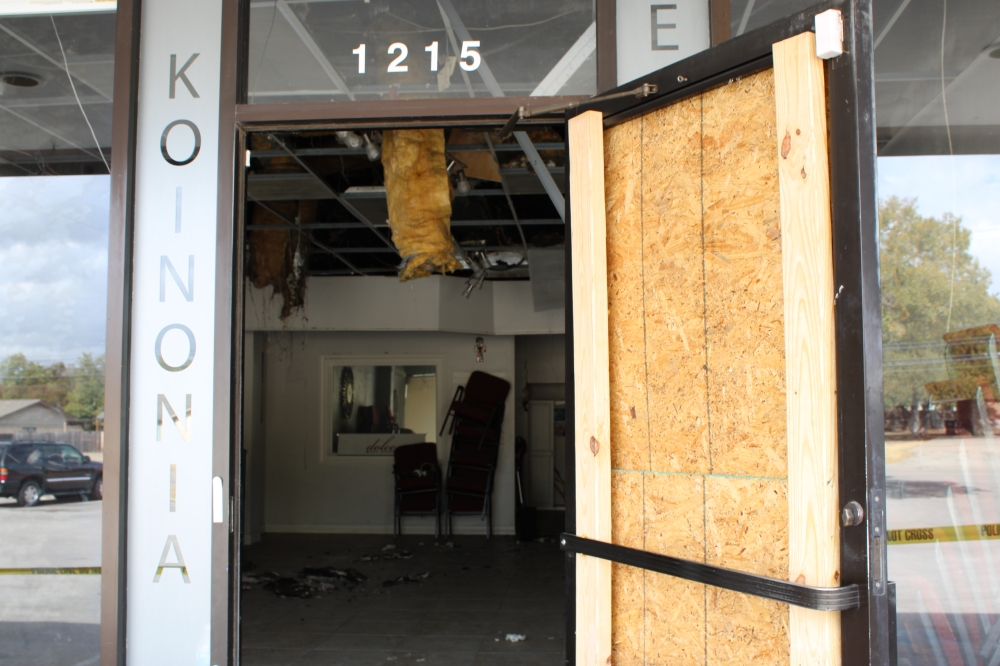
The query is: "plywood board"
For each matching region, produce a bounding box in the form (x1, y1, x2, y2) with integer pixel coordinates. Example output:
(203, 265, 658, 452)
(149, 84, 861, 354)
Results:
(772, 31, 841, 664)
(601, 64, 830, 664)
(705, 477, 790, 663)
(702, 71, 788, 480)
(605, 120, 650, 472)
(643, 473, 707, 665)
(611, 470, 644, 664)
(641, 98, 710, 476)
(570, 109, 613, 666)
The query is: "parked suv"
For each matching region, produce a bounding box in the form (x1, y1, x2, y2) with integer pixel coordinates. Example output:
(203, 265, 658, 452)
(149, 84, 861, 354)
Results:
(0, 442, 103, 507)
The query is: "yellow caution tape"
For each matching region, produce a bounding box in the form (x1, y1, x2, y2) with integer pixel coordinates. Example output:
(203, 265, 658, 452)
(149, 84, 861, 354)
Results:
(887, 524, 1000, 545)
(0, 567, 101, 575)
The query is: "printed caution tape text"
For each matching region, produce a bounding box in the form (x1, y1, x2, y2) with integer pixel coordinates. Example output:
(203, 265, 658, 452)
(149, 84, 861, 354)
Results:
(888, 523, 1000, 545)
(0, 567, 101, 575)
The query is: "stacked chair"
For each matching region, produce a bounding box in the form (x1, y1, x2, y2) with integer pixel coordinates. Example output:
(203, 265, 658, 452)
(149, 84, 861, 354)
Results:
(392, 443, 441, 538)
(440, 371, 511, 538)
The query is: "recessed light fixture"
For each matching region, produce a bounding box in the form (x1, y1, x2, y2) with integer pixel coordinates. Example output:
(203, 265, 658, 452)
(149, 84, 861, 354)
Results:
(0, 72, 42, 88)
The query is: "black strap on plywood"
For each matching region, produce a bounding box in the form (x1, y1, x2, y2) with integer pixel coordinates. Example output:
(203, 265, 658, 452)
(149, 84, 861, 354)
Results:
(560, 533, 860, 612)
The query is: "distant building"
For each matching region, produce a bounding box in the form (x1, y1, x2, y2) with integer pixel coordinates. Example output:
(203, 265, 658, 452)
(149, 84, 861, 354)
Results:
(0, 400, 82, 440)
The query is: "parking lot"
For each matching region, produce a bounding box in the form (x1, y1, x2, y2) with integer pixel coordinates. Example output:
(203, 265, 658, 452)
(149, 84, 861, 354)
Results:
(0, 495, 101, 666)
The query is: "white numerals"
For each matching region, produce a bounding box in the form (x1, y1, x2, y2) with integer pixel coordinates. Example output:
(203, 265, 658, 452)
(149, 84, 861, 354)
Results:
(425, 41, 439, 72)
(352, 43, 365, 74)
(351, 41, 482, 74)
(459, 40, 481, 71)
(387, 42, 409, 72)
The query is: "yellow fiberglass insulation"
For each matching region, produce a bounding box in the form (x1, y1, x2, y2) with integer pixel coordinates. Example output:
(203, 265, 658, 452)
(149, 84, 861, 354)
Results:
(382, 129, 462, 281)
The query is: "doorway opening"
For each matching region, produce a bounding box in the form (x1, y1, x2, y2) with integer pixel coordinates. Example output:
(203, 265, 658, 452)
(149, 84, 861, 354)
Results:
(236, 122, 570, 664)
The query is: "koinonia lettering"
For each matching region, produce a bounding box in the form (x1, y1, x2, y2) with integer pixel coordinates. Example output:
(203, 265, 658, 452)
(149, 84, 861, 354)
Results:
(126, 0, 223, 663)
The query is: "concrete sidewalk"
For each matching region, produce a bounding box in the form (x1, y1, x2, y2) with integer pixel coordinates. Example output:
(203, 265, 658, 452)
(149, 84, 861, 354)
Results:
(0, 496, 101, 666)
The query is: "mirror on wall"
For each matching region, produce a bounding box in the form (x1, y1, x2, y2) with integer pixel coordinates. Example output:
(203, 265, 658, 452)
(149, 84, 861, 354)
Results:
(328, 364, 437, 455)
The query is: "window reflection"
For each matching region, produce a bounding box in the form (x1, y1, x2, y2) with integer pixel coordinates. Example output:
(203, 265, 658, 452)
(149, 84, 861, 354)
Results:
(0, 174, 109, 664)
(247, 0, 597, 103)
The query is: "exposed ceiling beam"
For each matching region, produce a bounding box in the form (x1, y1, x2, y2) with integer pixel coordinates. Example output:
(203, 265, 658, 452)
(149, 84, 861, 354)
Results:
(275, 0, 355, 101)
(436, 0, 504, 97)
(436, 0, 477, 98)
(268, 133, 398, 254)
(249, 198, 369, 275)
(247, 218, 564, 231)
(530, 22, 596, 97)
(250, 142, 565, 158)
(513, 131, 565, 220)
(430, 2, 568, 221)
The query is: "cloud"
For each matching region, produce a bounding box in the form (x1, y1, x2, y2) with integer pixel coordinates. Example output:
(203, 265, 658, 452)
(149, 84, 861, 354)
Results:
(878, 155, 1000, 292)
(0, 175, 109, 363)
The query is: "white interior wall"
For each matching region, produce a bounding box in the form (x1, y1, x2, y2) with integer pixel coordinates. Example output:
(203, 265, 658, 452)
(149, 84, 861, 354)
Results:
(260, 330, 516, 535)
(245, 276, 565, 336)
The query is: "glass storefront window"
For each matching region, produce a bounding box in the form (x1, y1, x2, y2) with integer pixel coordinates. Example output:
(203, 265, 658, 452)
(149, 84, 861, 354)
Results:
(247, 0, 597, 103)
(0, 8, 114, 175)
(0, 5, 113, 665)
(872, 0, 1000, 663)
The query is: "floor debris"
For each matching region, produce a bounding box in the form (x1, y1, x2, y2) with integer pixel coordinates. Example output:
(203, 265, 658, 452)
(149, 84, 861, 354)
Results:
(242, 566, 369, 598)
(382, 572, 431, 587)
(266, 576, 314, 599)
(506, 634, 527, 643)
(361, 550, 413, 562)
(301, 566, 368, 584)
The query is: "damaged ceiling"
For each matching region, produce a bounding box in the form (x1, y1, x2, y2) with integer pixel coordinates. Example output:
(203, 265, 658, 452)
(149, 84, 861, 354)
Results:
(245, 123, 566, 314)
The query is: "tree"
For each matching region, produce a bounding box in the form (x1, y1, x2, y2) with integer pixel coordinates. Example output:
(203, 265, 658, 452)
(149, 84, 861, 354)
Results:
(879, 196, 1000, 408)
(0, 353, 72, 407)
(65, 353, 105, 426)
(0, 353, 105, 426)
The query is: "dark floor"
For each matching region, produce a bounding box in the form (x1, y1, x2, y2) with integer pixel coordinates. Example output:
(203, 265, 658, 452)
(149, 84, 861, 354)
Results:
(240, 534, 565, 665)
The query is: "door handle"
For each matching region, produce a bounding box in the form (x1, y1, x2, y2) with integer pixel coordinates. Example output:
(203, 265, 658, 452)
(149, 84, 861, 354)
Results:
(212, 477, 224, 523)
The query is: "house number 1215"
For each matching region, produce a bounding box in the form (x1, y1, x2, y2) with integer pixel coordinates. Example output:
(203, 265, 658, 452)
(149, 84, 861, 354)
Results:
(352, 40, 481, 74)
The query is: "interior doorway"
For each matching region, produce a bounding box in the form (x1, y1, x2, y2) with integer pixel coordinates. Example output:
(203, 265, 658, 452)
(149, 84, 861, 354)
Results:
(235, 122, 570, 664)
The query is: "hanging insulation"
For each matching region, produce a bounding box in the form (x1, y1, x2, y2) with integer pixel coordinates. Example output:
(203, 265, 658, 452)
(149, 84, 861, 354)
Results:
(382, 129, 462, 281)
(448, 128, 502, 182)
(247, 200, 310, 319)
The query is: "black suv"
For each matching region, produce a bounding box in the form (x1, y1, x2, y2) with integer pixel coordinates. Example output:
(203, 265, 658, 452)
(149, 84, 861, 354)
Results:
(0, 442, 103, 507)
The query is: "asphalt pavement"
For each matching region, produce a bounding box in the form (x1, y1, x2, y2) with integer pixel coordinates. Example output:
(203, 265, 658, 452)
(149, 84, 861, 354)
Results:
(0, 495, 101, 666)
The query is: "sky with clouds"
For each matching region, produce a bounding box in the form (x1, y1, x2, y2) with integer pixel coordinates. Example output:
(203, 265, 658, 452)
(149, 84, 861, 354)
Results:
(0, 175, 109, 365)
(0, 155, 996, 365)
(877, 154, 1000, 294)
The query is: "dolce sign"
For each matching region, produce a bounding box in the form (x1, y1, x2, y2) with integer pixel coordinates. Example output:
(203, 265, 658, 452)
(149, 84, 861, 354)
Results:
(126, 0, 223, 663)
